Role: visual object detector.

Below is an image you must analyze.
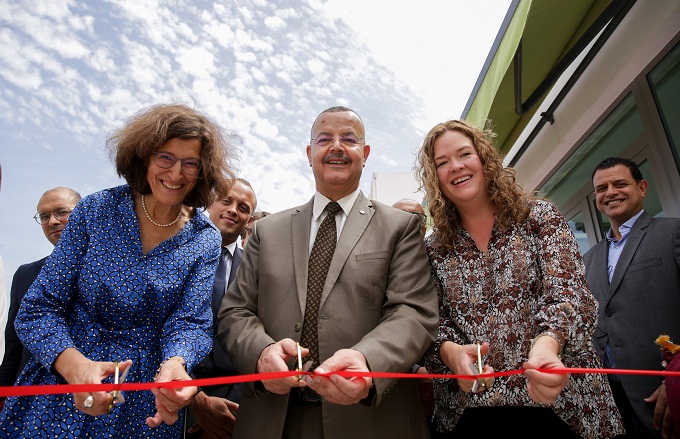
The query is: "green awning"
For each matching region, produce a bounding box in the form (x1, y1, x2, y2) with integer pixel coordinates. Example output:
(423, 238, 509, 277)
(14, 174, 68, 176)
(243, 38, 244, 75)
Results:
(462, 0, 617, 154)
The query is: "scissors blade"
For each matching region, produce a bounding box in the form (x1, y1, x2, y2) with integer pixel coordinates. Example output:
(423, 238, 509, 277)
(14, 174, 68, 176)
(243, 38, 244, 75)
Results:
(470, 343, 486, 393)
(109, 361, 130, 410)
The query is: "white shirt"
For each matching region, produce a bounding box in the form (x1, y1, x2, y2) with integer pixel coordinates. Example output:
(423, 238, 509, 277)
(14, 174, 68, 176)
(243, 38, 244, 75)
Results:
(309, 189, 361, 254)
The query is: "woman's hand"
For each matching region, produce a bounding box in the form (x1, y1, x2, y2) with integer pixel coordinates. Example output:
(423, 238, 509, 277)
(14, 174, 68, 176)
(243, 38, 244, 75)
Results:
(54, 348, 133, 416)
(439, 341, 494, 392)
(146, 357, 196, 428)
(523, 335, 569, 404)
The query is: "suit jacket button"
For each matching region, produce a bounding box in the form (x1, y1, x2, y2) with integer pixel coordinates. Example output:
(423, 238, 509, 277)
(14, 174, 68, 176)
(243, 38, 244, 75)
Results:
(605, 310, 613, 317)
(294, 323, 302, 332)
(599, 344, 604, 350)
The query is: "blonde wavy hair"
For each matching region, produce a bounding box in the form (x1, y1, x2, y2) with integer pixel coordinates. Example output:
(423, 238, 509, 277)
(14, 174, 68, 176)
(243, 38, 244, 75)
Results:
(415, 120, 531, 250)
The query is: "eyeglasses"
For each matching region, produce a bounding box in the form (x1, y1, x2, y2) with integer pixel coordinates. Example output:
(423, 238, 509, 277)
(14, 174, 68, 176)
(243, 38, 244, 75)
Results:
(34, 208, 72, 225)
(153, 152, 201, 176)
(311, 135, 363, 147)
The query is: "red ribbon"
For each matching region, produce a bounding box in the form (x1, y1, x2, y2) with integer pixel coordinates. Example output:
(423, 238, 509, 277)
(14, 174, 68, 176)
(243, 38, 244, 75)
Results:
(1, 368, 680, 398)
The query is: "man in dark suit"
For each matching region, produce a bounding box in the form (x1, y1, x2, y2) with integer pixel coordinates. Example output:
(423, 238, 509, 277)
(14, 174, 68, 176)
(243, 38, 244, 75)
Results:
(0, 187, 81, 404)
(584, 157, 680, 438)
(185, 178, 257, 439)
(218, 106, 438, 438)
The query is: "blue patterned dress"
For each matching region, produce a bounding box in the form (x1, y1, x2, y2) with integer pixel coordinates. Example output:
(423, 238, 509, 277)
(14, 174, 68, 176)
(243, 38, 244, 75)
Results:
(0, 185, 219, 438)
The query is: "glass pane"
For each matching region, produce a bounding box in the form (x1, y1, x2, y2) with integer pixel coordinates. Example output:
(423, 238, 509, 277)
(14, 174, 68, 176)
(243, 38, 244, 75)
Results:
(567, 211, 590, 255)
(539, 94, 643, 207)
(648, 42, 680, 174)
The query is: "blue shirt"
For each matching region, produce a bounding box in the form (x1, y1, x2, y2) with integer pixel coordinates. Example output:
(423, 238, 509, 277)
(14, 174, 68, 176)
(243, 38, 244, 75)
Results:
(606, 209, 644, 283)
(604, 209, 644, 373)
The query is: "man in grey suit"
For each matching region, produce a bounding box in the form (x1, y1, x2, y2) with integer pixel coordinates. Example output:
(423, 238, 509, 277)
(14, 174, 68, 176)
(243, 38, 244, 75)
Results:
(0, 187, 81, 407)
(218, 106, 438, 438)
(186, 178, 257, 439)
(584, 157, 680, 438)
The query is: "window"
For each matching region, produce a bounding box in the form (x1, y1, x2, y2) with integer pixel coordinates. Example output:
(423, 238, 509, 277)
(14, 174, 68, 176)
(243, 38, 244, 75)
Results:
(648, 42, 680, 174)
(539, 94, 643, 208)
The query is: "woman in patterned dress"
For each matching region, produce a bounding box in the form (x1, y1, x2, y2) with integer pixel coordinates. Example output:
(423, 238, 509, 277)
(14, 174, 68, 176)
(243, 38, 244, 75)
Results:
(0, 104, 234, 437)
(416, 120, 624, 438)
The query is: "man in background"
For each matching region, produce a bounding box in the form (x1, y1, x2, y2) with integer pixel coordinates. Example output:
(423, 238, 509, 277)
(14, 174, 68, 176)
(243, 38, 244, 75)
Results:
(0, 187, 81, 405)
(240, 211, 270, 248)
(392, 198, 427, 236)
(584, 157, 680, 438)
(185, 178, 257, 439)
(219, 106, 438, 438)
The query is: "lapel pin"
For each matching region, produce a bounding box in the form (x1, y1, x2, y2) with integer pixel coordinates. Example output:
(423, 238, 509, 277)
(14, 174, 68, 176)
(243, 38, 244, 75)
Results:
(359, 210, 365, 215)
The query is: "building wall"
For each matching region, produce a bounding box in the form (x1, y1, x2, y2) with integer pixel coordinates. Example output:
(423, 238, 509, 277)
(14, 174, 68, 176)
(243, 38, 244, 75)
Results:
(508, 0, 680, 251)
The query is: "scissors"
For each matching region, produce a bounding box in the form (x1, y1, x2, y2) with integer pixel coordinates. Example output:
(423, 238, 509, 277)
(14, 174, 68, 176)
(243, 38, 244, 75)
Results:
(469, 343, 487, 393)
(295, 343, 313, 382)
(108, 361, 130, 412)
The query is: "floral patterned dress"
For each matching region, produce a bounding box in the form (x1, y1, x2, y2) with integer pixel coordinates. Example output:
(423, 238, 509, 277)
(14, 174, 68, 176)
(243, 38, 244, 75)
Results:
(424, 199, 624, 438)
(0, 185, 219, 438)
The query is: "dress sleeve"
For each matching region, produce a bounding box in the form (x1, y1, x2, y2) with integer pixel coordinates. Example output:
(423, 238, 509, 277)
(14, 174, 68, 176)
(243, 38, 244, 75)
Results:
(160, 226, 219, 373)
(529, 200, 598, 355)
(15, 200, 90, 371)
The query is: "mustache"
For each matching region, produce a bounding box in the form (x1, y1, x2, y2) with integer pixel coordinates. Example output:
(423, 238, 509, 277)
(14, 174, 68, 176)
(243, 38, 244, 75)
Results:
(322, 152, 351, 164)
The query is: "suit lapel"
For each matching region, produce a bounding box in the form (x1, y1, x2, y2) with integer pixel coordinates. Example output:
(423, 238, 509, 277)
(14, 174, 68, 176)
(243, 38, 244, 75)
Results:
(292, 198, 314, 312)
(319, 192, 373, 309)
(588, 241, 610, 303)
(606, 212, 651, 303)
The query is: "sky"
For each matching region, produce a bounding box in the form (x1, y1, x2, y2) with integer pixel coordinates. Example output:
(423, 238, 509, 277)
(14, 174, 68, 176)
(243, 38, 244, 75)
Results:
(0, 0, 511, 281)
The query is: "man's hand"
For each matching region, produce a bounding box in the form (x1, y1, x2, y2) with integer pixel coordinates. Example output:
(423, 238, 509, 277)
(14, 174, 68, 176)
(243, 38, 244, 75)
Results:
(188, 391, 239, 439)
(644, 382, 674, 438)
(307, 349, 372, 405)
(257, 338, 308, 394)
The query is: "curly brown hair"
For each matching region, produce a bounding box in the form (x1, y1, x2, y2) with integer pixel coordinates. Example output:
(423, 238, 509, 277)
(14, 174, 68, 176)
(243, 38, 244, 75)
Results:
(415, 120, 531, 250)
(107, 104, 235, 208)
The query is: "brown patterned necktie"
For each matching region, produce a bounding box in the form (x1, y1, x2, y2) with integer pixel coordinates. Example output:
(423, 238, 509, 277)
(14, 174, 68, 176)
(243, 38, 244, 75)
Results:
(300, 201, 342, 369)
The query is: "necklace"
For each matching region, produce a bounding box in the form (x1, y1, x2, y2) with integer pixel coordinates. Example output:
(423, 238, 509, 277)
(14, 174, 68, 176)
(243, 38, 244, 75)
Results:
(141, 194, 182, 227)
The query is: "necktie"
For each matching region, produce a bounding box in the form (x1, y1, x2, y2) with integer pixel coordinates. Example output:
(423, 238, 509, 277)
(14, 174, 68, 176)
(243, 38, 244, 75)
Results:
(301, 201, 341, 369)
(211, 248, 230, 324)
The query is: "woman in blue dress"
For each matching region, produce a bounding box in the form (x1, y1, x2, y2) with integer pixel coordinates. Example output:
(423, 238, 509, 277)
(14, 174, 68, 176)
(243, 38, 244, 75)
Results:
(0, 104, 235, 437)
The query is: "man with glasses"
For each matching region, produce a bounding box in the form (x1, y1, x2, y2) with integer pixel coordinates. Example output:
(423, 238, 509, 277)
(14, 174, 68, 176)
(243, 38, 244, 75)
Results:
(240, 211, 270, 248)
(218, 106, 438, 438)
(392, 199, 427, 236)
(0, 187, 81, 405)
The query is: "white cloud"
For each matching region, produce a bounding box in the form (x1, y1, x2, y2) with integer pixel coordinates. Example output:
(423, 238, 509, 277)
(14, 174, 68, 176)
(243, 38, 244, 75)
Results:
(0, 0, 510, 291)
(177, 46, 217, 79)
(264, 16, 287, 32)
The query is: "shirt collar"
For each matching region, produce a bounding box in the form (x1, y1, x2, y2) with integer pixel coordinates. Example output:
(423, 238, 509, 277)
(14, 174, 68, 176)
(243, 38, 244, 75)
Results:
(223, 241, 238, 257)
(606, 209, 644, 243)
(312, 188, 361, 221)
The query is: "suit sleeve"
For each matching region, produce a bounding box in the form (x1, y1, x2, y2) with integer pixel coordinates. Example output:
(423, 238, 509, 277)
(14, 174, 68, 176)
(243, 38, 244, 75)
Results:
(351, 214, 439, 402)
(217, 220, 275, 381)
